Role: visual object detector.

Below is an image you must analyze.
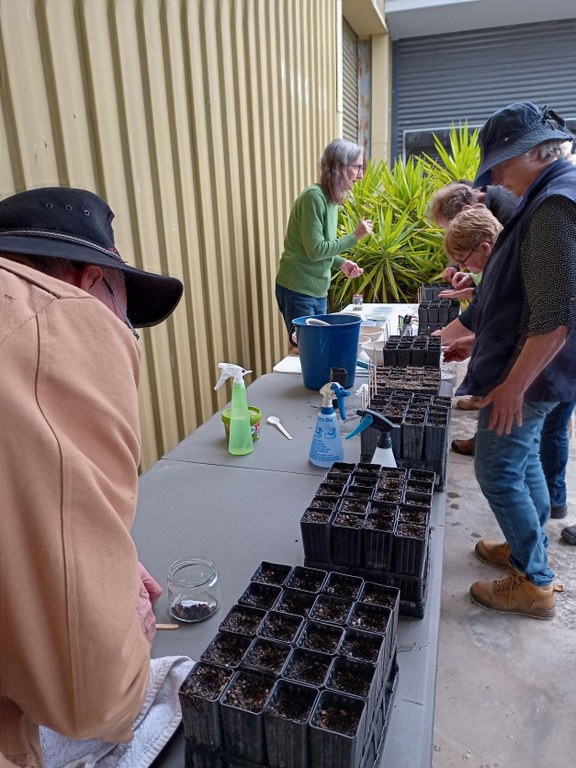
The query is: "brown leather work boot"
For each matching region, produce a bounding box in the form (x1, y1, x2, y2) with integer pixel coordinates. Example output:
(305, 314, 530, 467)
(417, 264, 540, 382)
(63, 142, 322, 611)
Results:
(474, 539, 511, 568)
(469, 570, 556, 619)
(456, 396, 481, 411)
(451, 436, 476, 456)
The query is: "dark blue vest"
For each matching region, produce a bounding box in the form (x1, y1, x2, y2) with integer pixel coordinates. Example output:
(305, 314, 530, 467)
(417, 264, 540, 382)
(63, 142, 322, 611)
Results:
(459, 159, 576, 401)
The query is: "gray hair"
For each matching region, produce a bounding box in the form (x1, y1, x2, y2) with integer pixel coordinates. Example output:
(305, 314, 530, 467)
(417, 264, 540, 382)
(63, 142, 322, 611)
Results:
(527, 139, 569, 162)
(320, 138, 363, 204)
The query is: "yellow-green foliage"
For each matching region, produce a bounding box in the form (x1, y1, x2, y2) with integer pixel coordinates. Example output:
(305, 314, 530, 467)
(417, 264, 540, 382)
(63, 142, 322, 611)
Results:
(331, 125, 481, 307)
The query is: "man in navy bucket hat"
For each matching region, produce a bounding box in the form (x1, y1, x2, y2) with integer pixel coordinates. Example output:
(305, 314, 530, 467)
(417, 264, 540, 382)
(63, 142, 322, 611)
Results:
(0, 187, 183, 766)
(444, 102, 576, 618)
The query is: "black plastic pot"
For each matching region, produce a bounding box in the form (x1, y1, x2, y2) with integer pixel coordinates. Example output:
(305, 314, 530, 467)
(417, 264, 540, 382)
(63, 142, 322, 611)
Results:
(309, 594, 353, 626)
(218, 605, 266, 637)
(358, 582, 401, 645)
(343, 487, 372, 503)
(363, 512, 395, 570)
(184, 742, 226, 768)
(424, 413, 449, 462)
(398, 505, 430, 526)
(219, 670, 274, 763)
(316, 480, 346, 498)
(251, 561, 292, 587)
(263, 679, 318, 768)
(238, 581, 282, 610)
(241, 636, 292, 678)
(179, 662, 233, 749)
(300, 507, 332, 563)
(339, 497, 370, 516)
(274, 588, 315, 618)
(200, 631, 251, 670)
(321, 571, 363, 601)
(332, 511, 364, 568)
(340, 627, 385, 675)
(282, 647, 331, 687)
(401, 417, 425, 460)
(326, 655, 378, 726)
(392, 520, 430, 576)
(285, 565, 327, 594)
(309, 690, 367, 768)
(296, 620, 344, 655)
(258, 610, 304, 644)
(408, 468, 437, 484)
(330, 462, 356, 474)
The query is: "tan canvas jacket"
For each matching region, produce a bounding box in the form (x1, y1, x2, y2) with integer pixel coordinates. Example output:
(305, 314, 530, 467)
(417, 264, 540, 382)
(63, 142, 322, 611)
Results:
(0, 258, 150, 767)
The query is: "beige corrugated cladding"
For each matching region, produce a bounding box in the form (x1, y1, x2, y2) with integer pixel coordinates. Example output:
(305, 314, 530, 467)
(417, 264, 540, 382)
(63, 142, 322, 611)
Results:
(0, 0, 341, 470)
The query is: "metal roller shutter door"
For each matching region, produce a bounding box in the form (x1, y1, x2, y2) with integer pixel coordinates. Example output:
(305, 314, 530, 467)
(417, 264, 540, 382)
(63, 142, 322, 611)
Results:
(392, 19, 576, 159)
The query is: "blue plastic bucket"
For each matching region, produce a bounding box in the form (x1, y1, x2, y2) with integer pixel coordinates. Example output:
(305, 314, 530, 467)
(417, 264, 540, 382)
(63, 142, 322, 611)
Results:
(293, 313, 362, 390)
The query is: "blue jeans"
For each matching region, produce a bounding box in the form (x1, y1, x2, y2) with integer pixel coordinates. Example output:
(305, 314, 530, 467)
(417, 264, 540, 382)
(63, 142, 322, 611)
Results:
(474, 401, 558, 586)
(540, 401, 576, 508)
(275, 284, 327, 345)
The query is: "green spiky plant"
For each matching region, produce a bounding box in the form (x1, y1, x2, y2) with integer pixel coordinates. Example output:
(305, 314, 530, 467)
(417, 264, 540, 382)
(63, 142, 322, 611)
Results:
(330, 124, 481, 308)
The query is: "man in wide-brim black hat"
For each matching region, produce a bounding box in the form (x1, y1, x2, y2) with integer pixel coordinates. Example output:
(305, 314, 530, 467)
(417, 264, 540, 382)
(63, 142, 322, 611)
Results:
(0, 187, 183, 767)
(444, 102, 576, 619)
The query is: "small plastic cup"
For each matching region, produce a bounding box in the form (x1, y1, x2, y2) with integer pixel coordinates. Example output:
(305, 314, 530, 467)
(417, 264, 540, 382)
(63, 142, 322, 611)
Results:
(221, 405, 262, 441)
(168, 557, 221, 623)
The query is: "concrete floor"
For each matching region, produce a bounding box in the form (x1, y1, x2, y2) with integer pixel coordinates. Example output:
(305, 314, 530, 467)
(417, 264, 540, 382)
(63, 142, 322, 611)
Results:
(433, 372, 576, 768)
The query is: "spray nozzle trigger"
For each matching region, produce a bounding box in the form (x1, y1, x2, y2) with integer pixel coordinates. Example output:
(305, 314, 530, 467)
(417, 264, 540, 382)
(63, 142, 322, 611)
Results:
(345, 409, 399, 442)
(214, 363, 252, 390)
(319, 382, 350, 420)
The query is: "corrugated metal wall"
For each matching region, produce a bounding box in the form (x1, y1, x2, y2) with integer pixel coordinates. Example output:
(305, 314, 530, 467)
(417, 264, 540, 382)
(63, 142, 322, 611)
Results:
(0, 0, 340, 470)
(342, 17, 358, 142)
(392, 18, 576, 158)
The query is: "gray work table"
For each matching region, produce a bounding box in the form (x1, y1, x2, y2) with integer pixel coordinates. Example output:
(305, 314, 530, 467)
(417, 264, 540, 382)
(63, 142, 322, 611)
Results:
(132, 372, 446, 768)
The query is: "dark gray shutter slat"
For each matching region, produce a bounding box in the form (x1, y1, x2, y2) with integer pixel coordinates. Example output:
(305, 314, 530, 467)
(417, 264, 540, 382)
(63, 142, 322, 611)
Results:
(393, 19, 576, 158)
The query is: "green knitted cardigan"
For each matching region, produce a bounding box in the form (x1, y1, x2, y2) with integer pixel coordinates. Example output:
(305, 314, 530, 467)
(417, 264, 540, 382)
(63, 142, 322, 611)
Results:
(275, 184, 358, 298)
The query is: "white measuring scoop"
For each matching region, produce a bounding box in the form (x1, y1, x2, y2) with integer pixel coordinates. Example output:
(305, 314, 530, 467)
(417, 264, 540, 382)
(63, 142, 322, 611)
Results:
(267, 415, 293, 439)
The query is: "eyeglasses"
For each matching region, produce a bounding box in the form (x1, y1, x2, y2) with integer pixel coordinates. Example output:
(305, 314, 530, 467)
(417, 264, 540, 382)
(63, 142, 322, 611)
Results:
(102, 277, 140, 340)
(350, 164, 363, 172)
(456, 245, 478, 267)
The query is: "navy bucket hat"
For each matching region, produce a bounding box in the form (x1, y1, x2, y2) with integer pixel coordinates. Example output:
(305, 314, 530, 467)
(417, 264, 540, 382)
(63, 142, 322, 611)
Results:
(0, 187, 183, 328)
(474, 102, 574, 187)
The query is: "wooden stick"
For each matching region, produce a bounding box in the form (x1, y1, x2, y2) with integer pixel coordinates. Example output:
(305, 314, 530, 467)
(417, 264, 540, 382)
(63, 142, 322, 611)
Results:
(155, 623, 179, 630)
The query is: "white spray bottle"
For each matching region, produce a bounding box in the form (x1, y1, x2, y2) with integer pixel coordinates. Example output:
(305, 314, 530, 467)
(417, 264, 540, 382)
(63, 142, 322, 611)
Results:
(309, 382, 350, 468)
(214, 363, 253, 456)
(345, 409, 399, 468)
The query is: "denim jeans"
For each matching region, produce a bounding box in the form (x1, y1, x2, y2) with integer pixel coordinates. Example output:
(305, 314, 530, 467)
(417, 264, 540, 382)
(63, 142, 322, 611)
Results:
(540, 401, 576, 508)
(275, 284, 327, 345)
(474, 401, 558, 586)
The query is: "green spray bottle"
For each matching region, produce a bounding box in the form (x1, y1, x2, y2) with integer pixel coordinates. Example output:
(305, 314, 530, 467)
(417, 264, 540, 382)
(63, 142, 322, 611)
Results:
(214, 363, 253, 455)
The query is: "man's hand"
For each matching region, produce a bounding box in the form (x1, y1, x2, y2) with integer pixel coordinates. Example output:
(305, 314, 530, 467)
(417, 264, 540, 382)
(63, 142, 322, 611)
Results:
(137, 562, 162, 644)
(340, 259, 364, 279)
(443, 335, 475, 362)
(438, 287, 475, 301)
(442, 265, 458, 284)
(477, 327, 569, 435)
(478, 382, 524, 436)
(451, 272, 474, 290)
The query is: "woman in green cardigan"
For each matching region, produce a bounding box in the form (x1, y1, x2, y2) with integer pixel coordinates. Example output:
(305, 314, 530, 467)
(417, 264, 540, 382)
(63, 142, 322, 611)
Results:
(275, 138, 373, 353)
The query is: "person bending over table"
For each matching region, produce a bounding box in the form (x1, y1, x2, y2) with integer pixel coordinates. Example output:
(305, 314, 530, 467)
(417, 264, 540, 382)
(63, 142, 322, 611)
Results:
(443, 102, 576, 619)
(0, 187, 183, 767)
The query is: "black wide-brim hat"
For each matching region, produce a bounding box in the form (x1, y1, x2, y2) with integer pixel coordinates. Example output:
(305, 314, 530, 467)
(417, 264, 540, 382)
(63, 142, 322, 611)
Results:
(0, 187, 183, 327)
(474, 102, 575, 187)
